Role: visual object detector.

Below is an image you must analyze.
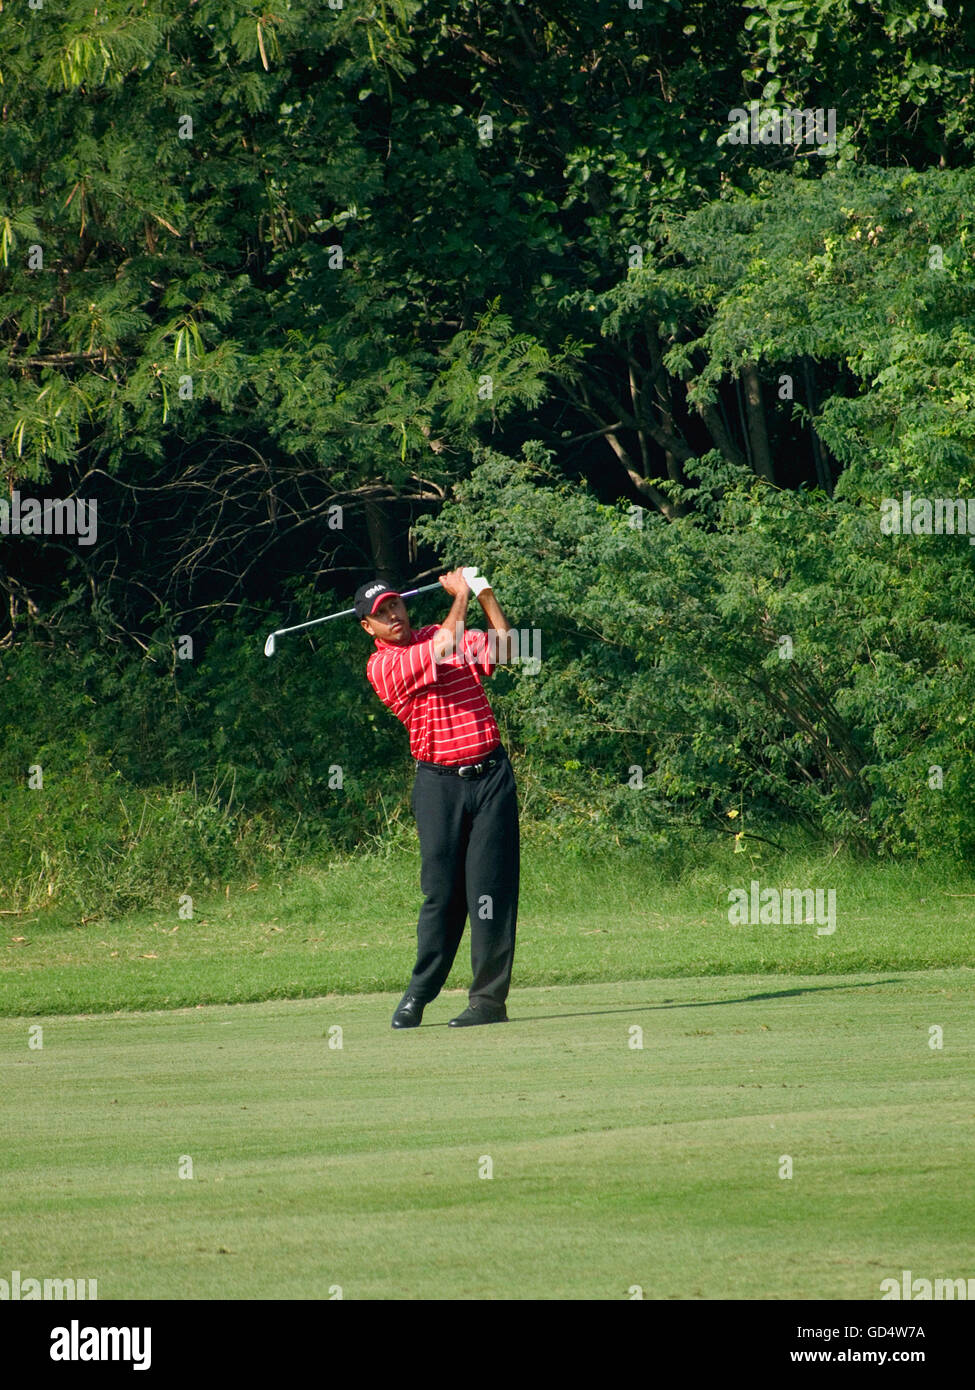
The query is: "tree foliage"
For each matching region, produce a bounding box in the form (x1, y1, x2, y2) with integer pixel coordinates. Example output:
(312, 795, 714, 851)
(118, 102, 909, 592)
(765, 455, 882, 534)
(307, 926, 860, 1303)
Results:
(3, 2, 975, 898)
(419, 444, 975, 860)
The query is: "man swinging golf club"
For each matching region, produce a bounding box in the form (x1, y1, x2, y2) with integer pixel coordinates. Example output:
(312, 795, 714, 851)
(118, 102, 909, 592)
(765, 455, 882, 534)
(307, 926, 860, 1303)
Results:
(357, 566, 519, 1028)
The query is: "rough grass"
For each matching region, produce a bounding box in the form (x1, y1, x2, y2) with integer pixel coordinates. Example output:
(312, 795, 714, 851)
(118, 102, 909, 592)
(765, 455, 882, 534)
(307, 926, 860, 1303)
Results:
(2, 839, 973, 1016)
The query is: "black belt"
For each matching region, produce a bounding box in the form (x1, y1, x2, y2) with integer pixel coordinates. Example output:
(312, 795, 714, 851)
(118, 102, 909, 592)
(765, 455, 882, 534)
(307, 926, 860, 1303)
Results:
(416, 747, 505, 779)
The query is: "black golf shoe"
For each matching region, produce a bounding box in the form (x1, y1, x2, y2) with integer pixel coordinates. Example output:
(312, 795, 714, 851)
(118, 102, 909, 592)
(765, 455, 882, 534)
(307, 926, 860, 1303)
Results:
(391, 992, 425, 1029)
(448, 1002, 508, 1027)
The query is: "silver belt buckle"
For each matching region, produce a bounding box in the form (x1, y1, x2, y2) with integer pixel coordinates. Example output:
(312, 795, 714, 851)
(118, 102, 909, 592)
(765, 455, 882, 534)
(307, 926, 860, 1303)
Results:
(459, 761, 482, 779)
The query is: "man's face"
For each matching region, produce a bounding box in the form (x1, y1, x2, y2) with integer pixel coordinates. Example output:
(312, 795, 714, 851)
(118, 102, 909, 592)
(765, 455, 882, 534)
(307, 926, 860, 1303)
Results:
(361, 594, 411, 644)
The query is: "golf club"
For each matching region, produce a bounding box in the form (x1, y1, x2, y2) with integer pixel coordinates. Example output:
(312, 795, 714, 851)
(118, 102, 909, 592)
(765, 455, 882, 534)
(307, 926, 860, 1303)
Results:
(263, 581, 445, 656)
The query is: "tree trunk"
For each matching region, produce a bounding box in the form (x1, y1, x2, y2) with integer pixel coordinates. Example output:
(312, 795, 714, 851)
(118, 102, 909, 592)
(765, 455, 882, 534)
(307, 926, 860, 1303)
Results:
(742, 362, 774, 482)
(802, 358, 833, 495)
(364, 495, 399, 581)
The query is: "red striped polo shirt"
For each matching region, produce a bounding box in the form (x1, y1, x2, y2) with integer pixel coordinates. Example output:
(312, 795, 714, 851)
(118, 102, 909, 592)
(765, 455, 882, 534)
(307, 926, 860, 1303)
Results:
(366, 623, 501, 765)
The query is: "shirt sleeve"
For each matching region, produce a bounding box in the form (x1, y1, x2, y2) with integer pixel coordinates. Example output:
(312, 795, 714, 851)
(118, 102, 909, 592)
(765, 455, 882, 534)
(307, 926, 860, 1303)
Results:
(368, 634, 439, 717)
(460, 628, 494, 680)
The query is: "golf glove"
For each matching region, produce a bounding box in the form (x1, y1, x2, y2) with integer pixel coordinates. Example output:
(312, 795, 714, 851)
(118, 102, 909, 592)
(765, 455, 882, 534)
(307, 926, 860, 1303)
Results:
(462, 566, 492, 596)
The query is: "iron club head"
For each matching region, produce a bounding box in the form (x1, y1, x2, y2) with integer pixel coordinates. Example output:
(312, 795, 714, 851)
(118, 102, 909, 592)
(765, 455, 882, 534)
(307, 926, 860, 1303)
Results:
(263, 632, 277, 657)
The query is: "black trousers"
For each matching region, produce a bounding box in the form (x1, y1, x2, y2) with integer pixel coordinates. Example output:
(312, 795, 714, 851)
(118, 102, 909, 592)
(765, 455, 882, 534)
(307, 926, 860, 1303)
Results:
(407, 748, 519, 1008)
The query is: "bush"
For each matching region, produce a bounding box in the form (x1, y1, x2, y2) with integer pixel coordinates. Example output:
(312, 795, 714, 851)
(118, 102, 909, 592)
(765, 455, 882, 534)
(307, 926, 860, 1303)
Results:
(417, 444, 975, 861)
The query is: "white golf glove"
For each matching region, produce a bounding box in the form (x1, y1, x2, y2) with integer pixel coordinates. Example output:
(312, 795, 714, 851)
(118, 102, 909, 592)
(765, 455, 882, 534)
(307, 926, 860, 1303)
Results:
(462, 565, 492, 597)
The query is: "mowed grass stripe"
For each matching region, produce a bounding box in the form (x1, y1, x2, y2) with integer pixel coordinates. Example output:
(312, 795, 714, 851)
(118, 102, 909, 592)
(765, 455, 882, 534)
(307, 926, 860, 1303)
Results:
(2, 974, 973, 1299)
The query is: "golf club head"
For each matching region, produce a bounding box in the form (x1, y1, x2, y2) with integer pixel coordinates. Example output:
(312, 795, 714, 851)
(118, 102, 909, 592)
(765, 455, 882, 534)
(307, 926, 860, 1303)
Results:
(264, 632, 276, 657)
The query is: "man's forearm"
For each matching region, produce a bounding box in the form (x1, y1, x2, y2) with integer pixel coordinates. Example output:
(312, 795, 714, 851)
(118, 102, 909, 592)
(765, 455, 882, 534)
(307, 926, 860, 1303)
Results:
(432, 590, 469, 659)
(477, 588, 515, 664)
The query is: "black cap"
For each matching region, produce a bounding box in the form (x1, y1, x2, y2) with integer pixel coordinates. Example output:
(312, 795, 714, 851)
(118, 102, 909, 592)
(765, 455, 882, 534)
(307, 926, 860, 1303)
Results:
(354, 580, 402, 620)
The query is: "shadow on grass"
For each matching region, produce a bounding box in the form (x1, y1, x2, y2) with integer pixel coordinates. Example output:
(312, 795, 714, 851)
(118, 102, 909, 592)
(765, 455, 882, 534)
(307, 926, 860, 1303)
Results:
(419, 978, 904, 1026)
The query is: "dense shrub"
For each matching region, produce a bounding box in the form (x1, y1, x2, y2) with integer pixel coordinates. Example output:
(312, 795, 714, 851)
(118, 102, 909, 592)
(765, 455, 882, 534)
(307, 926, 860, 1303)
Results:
(418, 446, 975, 861)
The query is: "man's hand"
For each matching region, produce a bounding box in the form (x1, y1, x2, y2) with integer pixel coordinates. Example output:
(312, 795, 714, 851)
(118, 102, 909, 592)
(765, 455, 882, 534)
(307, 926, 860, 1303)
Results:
(438, 567, 470, 598)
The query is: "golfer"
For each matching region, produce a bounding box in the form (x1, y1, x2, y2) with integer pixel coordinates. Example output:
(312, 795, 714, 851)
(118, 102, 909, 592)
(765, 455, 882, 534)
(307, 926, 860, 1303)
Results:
(356, 567, 519, 1028)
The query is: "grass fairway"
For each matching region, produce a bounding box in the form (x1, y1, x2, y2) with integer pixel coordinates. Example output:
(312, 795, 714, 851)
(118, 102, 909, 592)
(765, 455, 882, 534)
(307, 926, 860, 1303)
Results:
(2, 970, 973, 1301)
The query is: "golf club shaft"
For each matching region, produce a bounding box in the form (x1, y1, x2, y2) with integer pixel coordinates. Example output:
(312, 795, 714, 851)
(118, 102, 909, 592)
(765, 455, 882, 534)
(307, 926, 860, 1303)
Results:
(268, 582, 444, 645)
